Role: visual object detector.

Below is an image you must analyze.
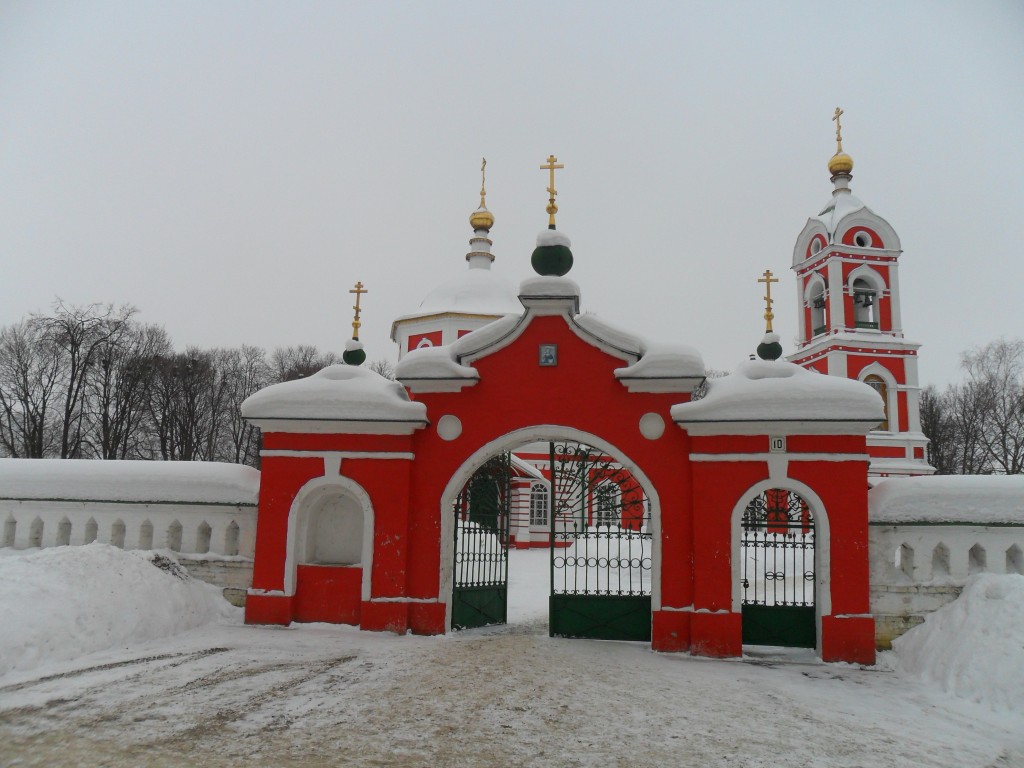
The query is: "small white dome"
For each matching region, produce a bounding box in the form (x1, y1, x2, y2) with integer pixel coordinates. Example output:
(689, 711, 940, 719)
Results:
(416, 268, 521, 316)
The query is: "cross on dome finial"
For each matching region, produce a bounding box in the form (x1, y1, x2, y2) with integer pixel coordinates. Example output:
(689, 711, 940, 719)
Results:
(469, 157, 495, 232)
(758, 269, 779, 333)
(828, 107, 854, 176)
(540, 154, 564, 229)
(479, 157, 487, 209)
(755, 269, 783, 361)
(833, 107, 845, 153)
(349, 281, 368, 340)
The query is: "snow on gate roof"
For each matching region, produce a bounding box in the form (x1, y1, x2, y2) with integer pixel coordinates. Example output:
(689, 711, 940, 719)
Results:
(0, 459, 260, 505)
(870, 475, 1024, 525)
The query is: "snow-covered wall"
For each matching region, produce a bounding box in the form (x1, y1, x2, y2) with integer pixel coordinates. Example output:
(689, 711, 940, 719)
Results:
(869, 476, 1024, 648)
(0, 459, 258, 559)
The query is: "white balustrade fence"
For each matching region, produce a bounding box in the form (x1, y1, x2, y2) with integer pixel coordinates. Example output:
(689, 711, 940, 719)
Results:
(868, 475, 1024, 648)
(0, 499, 256, 558)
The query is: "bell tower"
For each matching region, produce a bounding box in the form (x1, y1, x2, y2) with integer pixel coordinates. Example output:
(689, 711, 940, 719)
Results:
(787, 109, 934, 478)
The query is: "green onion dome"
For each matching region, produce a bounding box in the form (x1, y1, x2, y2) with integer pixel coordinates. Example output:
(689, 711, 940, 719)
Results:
(531, 229, 573, 277)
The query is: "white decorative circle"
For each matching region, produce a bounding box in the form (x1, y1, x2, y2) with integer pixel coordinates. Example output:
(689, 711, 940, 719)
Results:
(639, 412, 665, 440)
(437, 415, 463, 441)
(854, 231, 873, 248)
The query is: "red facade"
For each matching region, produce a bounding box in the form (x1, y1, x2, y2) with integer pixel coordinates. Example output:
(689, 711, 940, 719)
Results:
(244, 288, 877, 665)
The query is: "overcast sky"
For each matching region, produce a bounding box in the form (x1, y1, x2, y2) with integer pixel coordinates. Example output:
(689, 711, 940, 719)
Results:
(2, 1, 1022, 387)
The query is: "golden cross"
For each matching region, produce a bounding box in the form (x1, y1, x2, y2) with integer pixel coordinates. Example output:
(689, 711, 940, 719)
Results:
(540, 154, 564, 228)
(758, 269, 779, 332)
(832, 107, 845, 153)
(479, 157, 487, 208)
(349, 281, 368, 340)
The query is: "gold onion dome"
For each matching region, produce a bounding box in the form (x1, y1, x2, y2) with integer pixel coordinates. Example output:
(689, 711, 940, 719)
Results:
(828, 152, 854, 176)
(469, 207, 494, 231)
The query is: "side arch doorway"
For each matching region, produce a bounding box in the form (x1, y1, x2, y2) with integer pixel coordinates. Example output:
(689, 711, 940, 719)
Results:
(740, 488, 816, 648)
(448, 436, 656, 641)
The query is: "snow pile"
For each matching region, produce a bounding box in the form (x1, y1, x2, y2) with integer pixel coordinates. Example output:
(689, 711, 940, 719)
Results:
(871, 475, 1024, 524)
(0, 543, 238, 677)
(0, 458, 259, 505)
(893, 574, 1024, 711)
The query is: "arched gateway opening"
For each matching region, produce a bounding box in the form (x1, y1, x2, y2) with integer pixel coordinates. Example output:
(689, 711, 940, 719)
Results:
(738, 488, 817, 648)
(442, 429, 659, 641)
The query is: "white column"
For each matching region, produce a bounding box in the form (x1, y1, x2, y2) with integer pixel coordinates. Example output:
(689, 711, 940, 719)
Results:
(827, 259, 846, 330)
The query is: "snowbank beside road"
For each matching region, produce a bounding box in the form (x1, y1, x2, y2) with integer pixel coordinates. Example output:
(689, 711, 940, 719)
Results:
(0, 543, 239, 677)
(893, 573, 1024, 712)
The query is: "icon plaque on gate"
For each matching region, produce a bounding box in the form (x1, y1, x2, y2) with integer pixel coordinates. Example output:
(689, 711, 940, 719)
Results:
(539, 344, 558, 366)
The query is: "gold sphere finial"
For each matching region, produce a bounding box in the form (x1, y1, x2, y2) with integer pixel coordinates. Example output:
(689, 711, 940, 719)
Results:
(469, 157, 494, 231)
(829, 106, 854, 176)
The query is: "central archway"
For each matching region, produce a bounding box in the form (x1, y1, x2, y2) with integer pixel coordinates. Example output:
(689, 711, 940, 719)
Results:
(439, 426, 663, 639)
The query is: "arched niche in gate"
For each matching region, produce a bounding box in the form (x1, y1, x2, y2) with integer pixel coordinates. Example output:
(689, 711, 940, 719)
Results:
(283, 475, 375, 601)
(730, 479, 832, 649)
(437, 425, 663, 632)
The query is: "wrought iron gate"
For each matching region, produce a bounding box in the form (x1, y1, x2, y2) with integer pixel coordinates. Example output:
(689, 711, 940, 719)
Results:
(740, 489, 816, 648)
(451, 453, 511, 629)
(548, 443, 652, 641)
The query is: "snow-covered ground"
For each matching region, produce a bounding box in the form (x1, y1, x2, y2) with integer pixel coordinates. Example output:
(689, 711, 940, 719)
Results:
(1, 544, 1022, 767)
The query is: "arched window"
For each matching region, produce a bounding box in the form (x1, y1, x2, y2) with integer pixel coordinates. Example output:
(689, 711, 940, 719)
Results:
(809, 282, 827, 337)
(864, 374, 889, 430)
(593, 482, 621, 528)
(852, 278, 877, 329)
(530, 483, 549, 527)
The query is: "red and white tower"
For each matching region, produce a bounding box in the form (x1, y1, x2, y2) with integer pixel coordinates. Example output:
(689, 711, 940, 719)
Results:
(787, 110, 934, 478)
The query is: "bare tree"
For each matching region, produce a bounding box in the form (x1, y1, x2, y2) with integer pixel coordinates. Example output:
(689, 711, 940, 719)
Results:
(33, 301, 136, 458)
(270, 345, 338, 382)
(88, 324, 172, 459)
(217, 345, 271, 466)
(0, 320, 63, 457)
(368, 358, 396, 380)
(961, 339, 1024, 474)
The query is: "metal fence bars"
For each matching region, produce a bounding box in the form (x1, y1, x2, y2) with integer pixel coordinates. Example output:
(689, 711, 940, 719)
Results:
(452, 453, 512, 629)
(740, 488, 816, 648)
(548, 442, 652, 641)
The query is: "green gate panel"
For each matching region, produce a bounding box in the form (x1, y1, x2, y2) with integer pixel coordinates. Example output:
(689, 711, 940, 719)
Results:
(742, 604, 816, 648)
(549, 595, 652, 641)
(452, 585, 507, 630)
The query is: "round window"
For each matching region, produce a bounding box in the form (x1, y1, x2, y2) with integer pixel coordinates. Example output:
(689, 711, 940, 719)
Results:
(810, 239, 822, 255)
(854, 231, 873, 248)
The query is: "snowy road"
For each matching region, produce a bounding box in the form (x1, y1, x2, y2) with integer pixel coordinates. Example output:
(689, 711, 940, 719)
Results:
(1, 620, 1021, 767)
(1, 548, 1022, 767)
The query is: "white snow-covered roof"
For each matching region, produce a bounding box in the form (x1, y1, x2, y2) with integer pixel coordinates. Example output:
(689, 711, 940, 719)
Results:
(392, 268, 522, 326)
(672, 359, 884, 433)
(870, 475, 1024, 525)
(615, 344, 705, 381)
(812, 190, 867, 235)
(0, 459, 259, 505)
(241, 364, 427, 425)
(510, 454, 546, 481)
